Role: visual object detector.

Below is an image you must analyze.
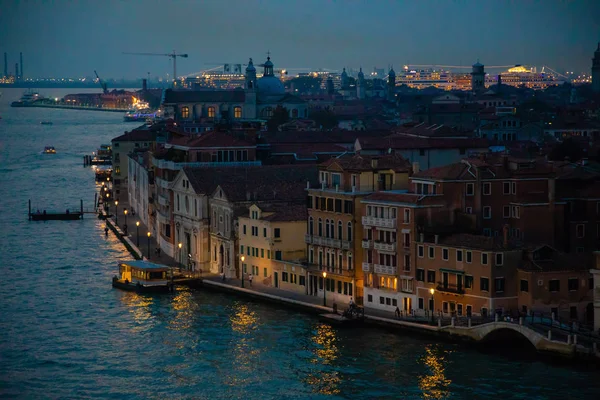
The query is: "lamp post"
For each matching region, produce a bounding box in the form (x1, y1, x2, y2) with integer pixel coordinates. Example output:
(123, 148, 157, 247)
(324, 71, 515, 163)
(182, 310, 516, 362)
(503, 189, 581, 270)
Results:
(136, 221, 140, 247)
(123, 209, 128, 235)
(147, 232, 151, 259)
(104, 192, 110, 212)
(114, 200, 119, 225)
(178, 243, 183, 270)
(430, 288, 435, 324)
(322, 271, 327, 306)
(240, 255, 245, 288)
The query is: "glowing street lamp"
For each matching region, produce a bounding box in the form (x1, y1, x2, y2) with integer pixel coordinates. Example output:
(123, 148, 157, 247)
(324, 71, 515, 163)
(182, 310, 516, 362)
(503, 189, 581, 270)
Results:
(430, 288, 435, 324)
(114, 201, 119, 225)
(147, 232, 151, 259)
(136, 221, 140, 247)
(123, 209, 128, 235)
(241, 255, 246, 288)
(323, 271, 327, 306)
(178, 243, 183, 270)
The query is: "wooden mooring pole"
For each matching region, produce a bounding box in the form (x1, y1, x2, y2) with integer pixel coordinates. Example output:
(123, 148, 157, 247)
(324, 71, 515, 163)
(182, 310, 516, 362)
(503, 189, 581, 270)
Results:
(80, 199, 84, 219)
(28, 199, 31, 221)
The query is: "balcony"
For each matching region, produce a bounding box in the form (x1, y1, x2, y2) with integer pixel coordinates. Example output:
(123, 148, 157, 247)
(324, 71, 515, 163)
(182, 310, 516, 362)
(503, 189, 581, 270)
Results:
(374, 264, 397, 275)
(306, 264, 355, 278)
(155, 177, 170, 189)
(341, 240, 352, 250)
(362, 216, 396, 229)
(374, 241, 396, 253)
(362, 262, 372, 272)
(436, 282, 465, 295)
(158, 194, 169, 207)
(151, 156, 261, 171)
(304, 234, 313, 244)
(362, 239, 372, 249)
(305, 235, 345, 249)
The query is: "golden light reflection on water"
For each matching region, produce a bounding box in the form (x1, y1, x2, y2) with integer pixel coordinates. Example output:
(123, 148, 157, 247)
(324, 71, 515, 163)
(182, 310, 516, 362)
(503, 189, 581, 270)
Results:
(229, 303, 258, 334)
(119, 292, 155, 333)
(225, 303, 261, 386)
(168, 289, 199, 333)
(418, 345, 452, 399)
(305, 323, 341, 395)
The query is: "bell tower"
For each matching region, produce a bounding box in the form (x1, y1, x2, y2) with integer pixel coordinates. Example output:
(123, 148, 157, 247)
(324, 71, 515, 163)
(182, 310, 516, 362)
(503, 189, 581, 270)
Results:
(471, 61, 485, 92)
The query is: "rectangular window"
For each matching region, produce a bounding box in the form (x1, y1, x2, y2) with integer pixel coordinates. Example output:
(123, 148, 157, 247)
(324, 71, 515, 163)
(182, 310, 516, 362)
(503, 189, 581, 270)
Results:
(503, 206, 511, 218)
(495, 253, 503, 266)
(240, 245, 244, 254)
(483, 182, 491, 195)
(512, 206, 520, 219)
(307, 195, 313, 209)
(275, 251, 282, 260)
(442, 302, 449, 313)
(427, 270, 436, 283)
(403, 209, 410, 224)
(299, 276, 306, 286)
(418, 298, 424, 309)
(274, 228, 281, 238)
(520, 279, 529, 292)
(418, 245, 424, 258)
(549, 279, 560, 292)
(368, 294, 373, 303)
(466, 183, 474, 196)
(465, 207, 473, 214)
(243, 225, 247, 234)
(416, 268, 425, 281)
(261, 249, 264, 258)
(494, 278, 505, 293)
(480, 277, 489, 292)
(335, 199, 342, 213)
(465, 275, 473, 289)
(481, 253, 488, 265)
(512, 182, 516, 195)
(568, 278, 579, 291)
(466, 251, 472, 263)
(263, 227, 267, 237)
(576, 224, 585, 238)
(442, 248, 449, 261)
(503, 181, 511, 195)
(456, 250, 463, 262)
(331, 173, 341, 188)
(483, 206, 491, 219)
(380, 296, 384, 305)
(428, 247, 435, 259)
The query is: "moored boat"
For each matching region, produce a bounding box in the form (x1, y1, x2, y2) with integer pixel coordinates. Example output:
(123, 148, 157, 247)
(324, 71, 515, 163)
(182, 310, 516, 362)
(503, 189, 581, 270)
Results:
(40, 121, 53, 125)
(43, 146, 56, 154)
(112, 260, 174, 293)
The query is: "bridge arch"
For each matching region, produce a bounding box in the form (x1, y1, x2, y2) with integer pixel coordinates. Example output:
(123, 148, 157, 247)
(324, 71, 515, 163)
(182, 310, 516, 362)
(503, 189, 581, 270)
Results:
(475, 322, 543, 351)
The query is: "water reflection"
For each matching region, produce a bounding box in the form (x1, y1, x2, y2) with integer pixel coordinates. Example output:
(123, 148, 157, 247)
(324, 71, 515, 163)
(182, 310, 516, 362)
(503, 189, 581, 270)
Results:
(168, 288, 199, 333)
(418, 345, 452, 399)
(119, 292, 155, 333)
(226, 303, 260, 386)
(305, 323, 341, 395)
(229, 303, 258, 334)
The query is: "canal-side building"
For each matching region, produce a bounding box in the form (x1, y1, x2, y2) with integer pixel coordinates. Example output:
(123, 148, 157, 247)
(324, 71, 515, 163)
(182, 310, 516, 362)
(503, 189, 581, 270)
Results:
(111, 127, 158, 193)
(238, 203, 307, 286)
(127, 151, 153, 228)
(414, 232, 521, 318)
(360, 192, 447, 314)
(305, 153, 412, 306)
(517, 245, 594, 323)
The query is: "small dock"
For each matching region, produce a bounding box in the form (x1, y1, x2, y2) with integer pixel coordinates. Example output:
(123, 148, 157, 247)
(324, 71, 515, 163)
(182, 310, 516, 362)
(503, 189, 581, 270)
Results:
(28, 199, 93, 221)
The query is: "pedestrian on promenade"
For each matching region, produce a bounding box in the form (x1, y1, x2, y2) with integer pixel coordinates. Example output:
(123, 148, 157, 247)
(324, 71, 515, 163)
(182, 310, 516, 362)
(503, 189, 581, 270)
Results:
(248, 273, 253, 287)
(395, 306, 401, 318)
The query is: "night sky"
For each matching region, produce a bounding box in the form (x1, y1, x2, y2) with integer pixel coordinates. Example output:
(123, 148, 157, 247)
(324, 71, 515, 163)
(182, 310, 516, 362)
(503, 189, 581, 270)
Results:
(1, 0, 599, 79)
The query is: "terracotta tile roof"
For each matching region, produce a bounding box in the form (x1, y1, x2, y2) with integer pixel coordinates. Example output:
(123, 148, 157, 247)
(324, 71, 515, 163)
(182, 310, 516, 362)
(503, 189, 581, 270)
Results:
(412, 162, 473, 180)
(169, 131, 254, 148)
(163, 89, 245, 103)
(357, 136, 489, 151)
(270, 143, 348, 159)
(320, 153, 411, 172)
(393, 123, 474, 138)
(259, 129, 390, 145)
(259, 204, 307, 222)
(519, 246, 592, 272)
(112, 128, 157, 142)
(362, 192, 439, 205)
(433, 233, 514, 251)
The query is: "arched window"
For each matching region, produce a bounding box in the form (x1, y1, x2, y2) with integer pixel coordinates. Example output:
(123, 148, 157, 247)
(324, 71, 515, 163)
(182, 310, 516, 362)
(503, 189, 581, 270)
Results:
(309, 216, 314, 235)
(185, 196, 189, 212)
(181, 106, 189, 119)
(347, 222, 352, 241)
(318, 218, 323, 237)
(337, 221, 342, 240)
(234, 106, 242, 119)
(176, 194, 180, 211)
(292, 109, 298, 118)
(325, 219, 330, 238)
(207, 106, 216, 118)
(261, 107, 273, 118)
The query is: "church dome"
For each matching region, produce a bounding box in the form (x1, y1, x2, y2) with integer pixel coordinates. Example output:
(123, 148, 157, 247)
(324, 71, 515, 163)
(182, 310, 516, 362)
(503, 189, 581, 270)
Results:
(246, 58, 256, 72)
(257, 75, 285, 95)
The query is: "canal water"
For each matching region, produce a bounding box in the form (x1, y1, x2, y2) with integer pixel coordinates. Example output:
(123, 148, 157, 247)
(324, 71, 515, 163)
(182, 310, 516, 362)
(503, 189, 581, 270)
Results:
(0, 88, 598, 400)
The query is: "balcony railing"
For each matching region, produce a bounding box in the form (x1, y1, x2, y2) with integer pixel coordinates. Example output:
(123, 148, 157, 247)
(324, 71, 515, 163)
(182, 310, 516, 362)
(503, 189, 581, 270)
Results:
(306, 264, 355, 277)
(305, 234, 313, 244)
(436, 282, 465, 295)
(152, 156, 261, 171)
(374, 264, 397, 275)
(341, 240, 352, 250)
(305, 235, 347, 249)
(362, 216, 396, 229)
(362, 262, 372, 272)
(374, 241, 396, 252)
(362, 239, 372, 249)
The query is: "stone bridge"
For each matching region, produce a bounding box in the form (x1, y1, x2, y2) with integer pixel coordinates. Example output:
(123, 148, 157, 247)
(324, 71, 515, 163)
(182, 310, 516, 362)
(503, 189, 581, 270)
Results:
(441, 321, 595, 358)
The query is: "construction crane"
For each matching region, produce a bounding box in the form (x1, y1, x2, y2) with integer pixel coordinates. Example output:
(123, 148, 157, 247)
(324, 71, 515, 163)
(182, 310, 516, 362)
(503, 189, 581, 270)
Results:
(123, 51, 188, 85)
(94, 70, 108, 94)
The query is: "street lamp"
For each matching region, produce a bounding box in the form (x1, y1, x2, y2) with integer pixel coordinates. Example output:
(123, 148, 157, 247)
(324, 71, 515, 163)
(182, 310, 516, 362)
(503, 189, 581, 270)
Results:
(430, 288, 435, 324)
(123, 209, 128, 235)
(147, 232, 151, 259)
(114, 201, 119, 225)
(178, 243, 183, 270)
(241, 255, 245, 288)
(136, 221, 140, 246)
(322, 271, 327, 306)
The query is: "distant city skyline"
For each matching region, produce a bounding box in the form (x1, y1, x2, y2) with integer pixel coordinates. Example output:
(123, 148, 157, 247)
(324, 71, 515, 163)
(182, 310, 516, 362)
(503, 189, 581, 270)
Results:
(1, 0, 599, 79)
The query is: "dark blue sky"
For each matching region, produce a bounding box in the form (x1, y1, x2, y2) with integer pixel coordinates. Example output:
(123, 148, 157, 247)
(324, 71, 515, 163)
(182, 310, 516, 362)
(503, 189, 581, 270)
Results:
(1, 0, 599, 79)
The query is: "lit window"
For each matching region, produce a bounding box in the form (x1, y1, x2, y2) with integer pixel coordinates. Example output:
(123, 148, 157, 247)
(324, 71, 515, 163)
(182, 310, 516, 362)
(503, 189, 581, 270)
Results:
(234, 106, 242, 119)
(207, 107, 215, 118)
(181, 106, 189, 119)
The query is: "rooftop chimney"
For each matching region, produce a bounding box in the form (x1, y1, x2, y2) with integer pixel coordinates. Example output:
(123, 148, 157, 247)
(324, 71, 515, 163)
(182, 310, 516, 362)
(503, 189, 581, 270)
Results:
(434, 234, 439, 244)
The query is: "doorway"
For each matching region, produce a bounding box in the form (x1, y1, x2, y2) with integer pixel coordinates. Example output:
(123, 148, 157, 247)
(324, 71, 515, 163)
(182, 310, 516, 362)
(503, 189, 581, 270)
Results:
(274, 272, 279, 288)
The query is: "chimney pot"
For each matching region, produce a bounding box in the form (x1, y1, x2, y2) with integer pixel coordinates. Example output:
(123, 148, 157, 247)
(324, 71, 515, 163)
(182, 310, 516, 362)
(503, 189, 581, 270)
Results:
(434, 234, 439, 244)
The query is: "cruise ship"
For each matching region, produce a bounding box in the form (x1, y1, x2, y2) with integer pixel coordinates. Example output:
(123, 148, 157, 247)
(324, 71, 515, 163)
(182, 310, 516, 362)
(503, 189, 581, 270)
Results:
(11, 90, 45, 107)
(488, 65, 565, 89)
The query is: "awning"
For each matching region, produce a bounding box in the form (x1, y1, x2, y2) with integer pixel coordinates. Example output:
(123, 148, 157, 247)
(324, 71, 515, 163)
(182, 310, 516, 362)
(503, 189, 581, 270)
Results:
(439, 268, 465, 275)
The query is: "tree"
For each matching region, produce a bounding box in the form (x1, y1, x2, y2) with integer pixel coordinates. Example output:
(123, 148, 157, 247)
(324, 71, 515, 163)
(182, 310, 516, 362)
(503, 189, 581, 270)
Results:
(549, 138, 583, 162)
(267, 106, 289, 132)
(311, 109, 339, 130)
